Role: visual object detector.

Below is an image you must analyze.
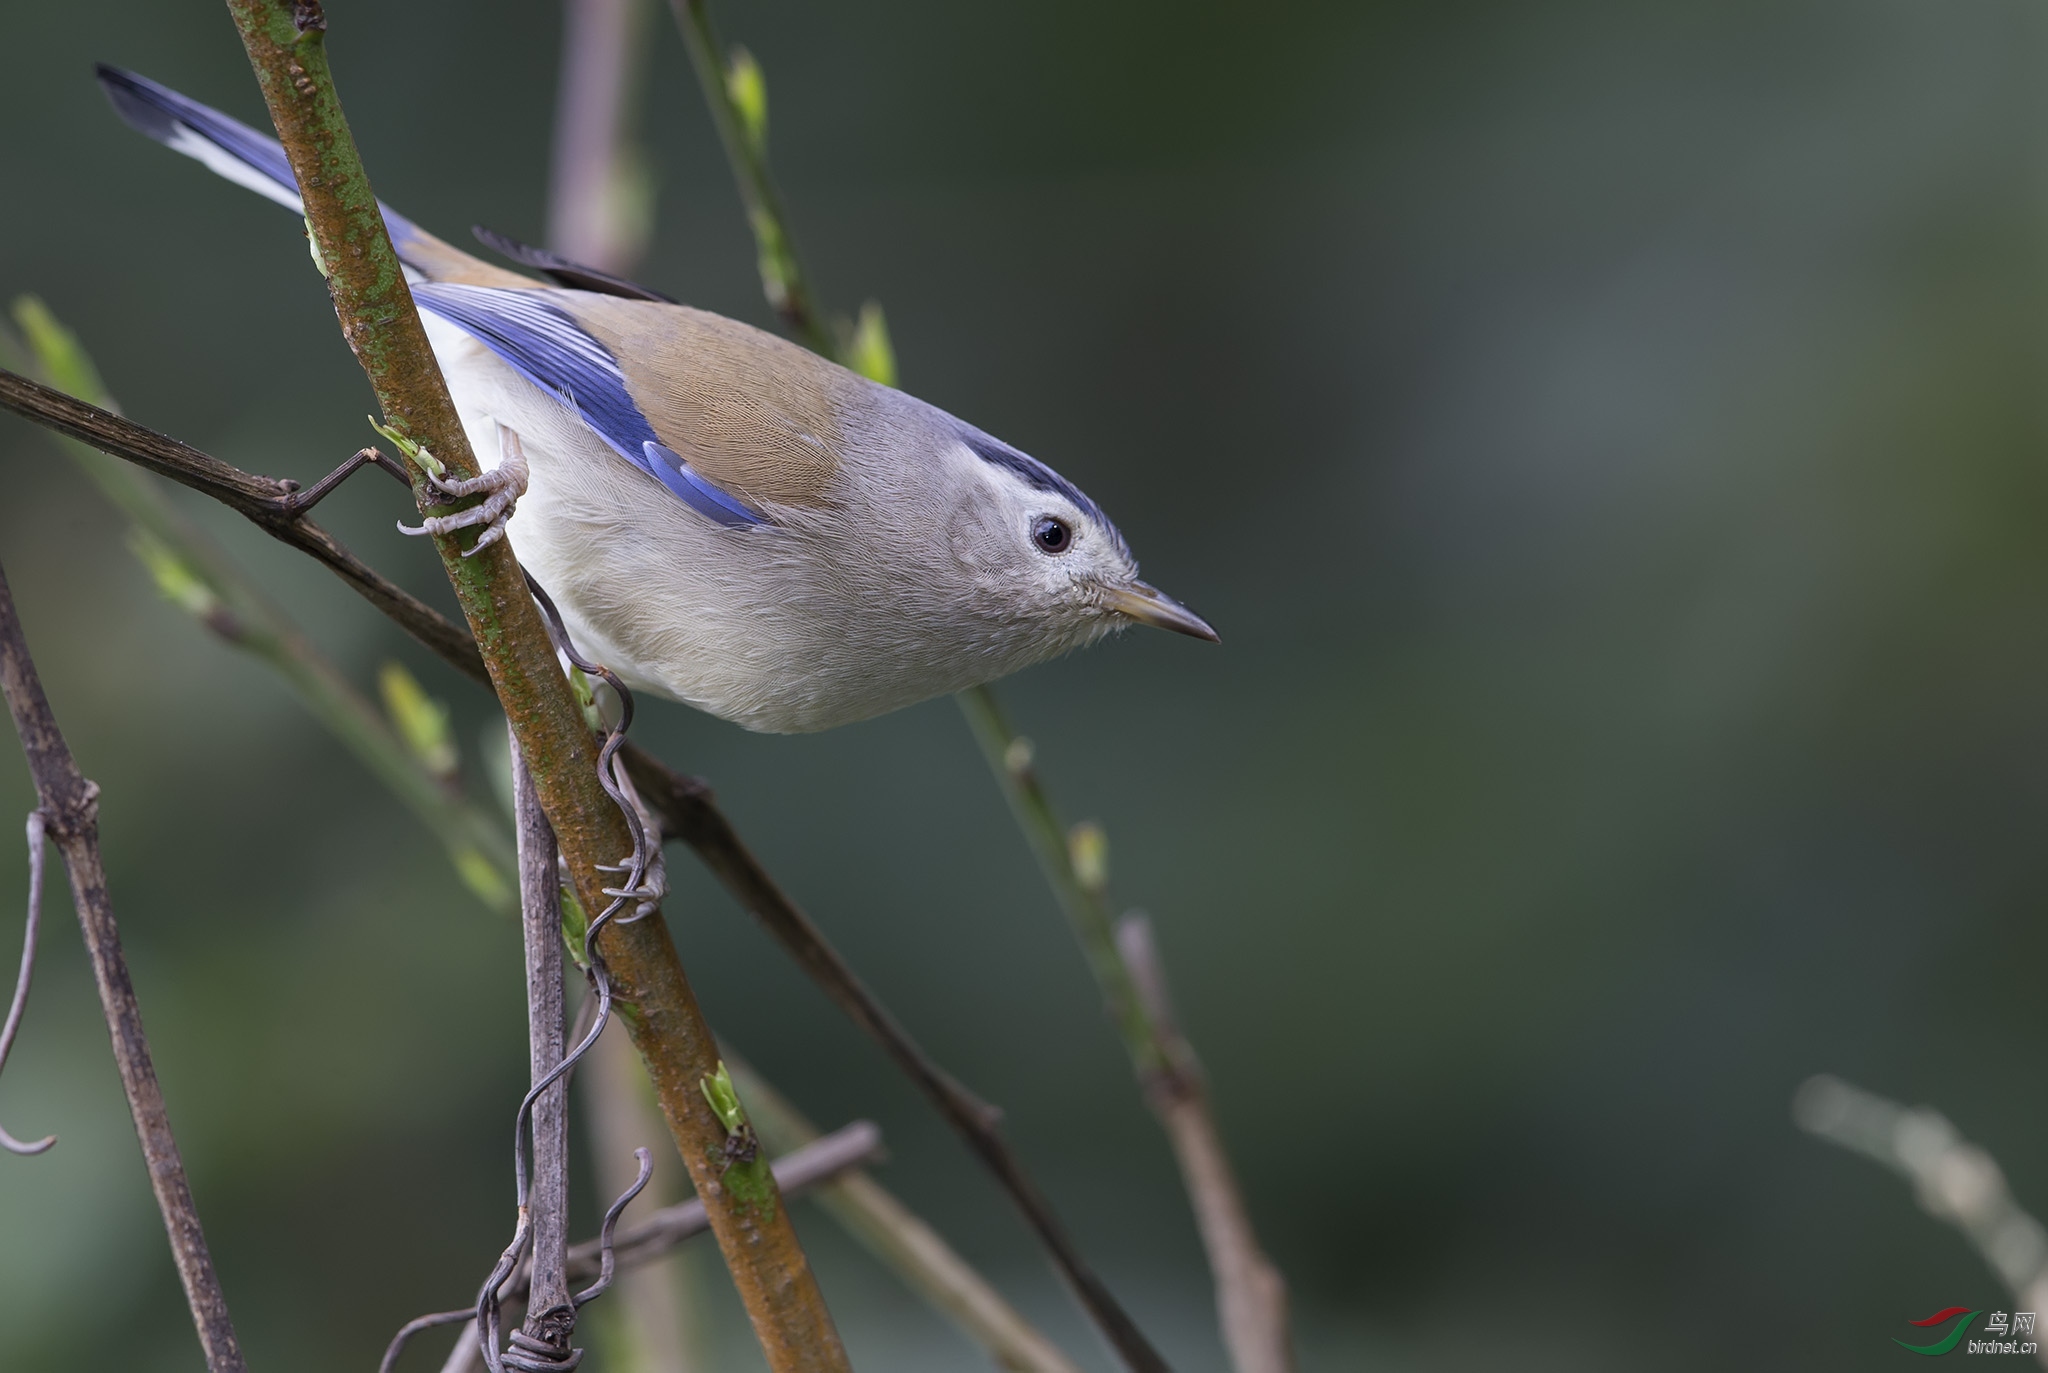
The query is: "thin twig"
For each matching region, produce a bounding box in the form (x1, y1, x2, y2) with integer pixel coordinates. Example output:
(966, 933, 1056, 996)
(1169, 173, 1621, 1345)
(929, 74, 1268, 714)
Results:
(0, 368, 1135, 1371)
(1796, 1075, 2048, 1368)
(0, 557, 246, 1373)
(729, 1056, 1087, 1373)
(960, 691, 1292, 1371)
(513, 735, 577, 1366)
(577, 1120, 883, 1278)
(0, 811, 55, 1154)
(957, 701, 1152, 1064)
(0, 366, 480, 679)
(218, 4, 846, 1364)
(668, 0, 832, 352)
(1116, 917, 1291, 1373)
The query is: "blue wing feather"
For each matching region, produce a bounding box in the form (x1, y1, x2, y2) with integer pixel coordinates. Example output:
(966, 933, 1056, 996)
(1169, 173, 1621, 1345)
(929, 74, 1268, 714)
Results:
(409, 283, 766, 528)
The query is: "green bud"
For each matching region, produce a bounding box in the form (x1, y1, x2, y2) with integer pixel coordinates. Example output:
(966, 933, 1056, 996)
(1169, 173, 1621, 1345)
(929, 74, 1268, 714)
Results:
(726, 46, 768, 155)
(843, 301, 897, 387)
(1004, 735, 1035, 778)
(1069, 821, 1109, 893)
(369, 416, 443, 477)
(701, 1060, 748, 1133)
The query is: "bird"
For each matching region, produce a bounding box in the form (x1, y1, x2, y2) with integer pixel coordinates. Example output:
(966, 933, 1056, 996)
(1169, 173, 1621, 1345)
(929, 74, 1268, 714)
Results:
(93, 66, 1217, 735)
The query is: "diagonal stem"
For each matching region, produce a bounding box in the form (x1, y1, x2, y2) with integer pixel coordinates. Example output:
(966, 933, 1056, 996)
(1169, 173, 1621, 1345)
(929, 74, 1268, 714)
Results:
(0, 558, 246, 1373)
(956, 691, 1156, 1066)
(668, 0, 833, 353)
(960, 688, 1293, 1371)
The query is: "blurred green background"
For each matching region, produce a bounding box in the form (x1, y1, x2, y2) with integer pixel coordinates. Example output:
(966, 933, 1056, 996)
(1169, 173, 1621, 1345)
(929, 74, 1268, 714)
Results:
(6, 0, 2048, 1367)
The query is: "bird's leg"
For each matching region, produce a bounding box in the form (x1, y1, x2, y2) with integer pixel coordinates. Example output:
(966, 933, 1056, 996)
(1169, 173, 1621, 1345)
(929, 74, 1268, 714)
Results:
(397, 426, 531, 558)
(277, 445, 413, 515)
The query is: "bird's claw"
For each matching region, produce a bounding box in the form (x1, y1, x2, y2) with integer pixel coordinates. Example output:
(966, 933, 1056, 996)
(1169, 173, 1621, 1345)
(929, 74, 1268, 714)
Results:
(397, 430, 531, 557)
(598, 848, 666, 923)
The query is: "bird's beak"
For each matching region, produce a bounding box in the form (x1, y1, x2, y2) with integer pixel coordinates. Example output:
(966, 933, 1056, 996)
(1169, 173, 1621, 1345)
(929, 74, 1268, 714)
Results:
(1097, 580, 1220, 643)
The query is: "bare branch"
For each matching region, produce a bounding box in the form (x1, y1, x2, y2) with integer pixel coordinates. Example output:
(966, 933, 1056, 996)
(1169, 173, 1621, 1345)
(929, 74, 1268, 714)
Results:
(668, 0, 833, 352)
(513, 736, 577, 1362)
(0, 558, 246, 1373)
(1117, 917, 1290, 1373)
(0, 366, 481, 680)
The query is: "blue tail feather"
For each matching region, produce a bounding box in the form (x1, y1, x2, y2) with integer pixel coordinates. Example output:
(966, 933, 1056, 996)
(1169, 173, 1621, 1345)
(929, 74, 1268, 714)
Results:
(95, 65, 427, 258)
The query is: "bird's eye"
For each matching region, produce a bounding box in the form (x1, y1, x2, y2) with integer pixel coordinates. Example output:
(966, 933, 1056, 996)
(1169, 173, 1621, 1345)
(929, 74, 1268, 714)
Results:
(1032, 516, 1073, 554)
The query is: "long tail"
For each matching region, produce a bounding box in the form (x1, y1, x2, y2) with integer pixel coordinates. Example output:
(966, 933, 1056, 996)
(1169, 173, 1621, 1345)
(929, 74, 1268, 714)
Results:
(95, 65, 527, 288)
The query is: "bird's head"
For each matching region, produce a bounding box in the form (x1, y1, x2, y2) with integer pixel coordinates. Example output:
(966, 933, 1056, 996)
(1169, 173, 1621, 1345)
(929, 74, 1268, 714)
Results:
(943, 424, 1218, 651)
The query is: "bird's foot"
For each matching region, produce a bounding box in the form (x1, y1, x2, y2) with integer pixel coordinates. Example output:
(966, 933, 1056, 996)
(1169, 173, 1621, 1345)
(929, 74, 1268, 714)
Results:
(597, 762, 667, 922)
(597, 849, 666, 923)
(397, 428, 531, 557)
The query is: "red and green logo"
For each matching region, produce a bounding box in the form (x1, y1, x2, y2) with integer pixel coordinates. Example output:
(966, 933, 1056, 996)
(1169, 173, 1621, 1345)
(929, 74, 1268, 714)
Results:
(1896, 1308, 1980, 1356)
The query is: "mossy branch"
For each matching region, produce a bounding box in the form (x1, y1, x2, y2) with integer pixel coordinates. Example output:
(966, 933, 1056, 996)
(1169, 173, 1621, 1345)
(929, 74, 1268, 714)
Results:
(217, 3, 845, 1365)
